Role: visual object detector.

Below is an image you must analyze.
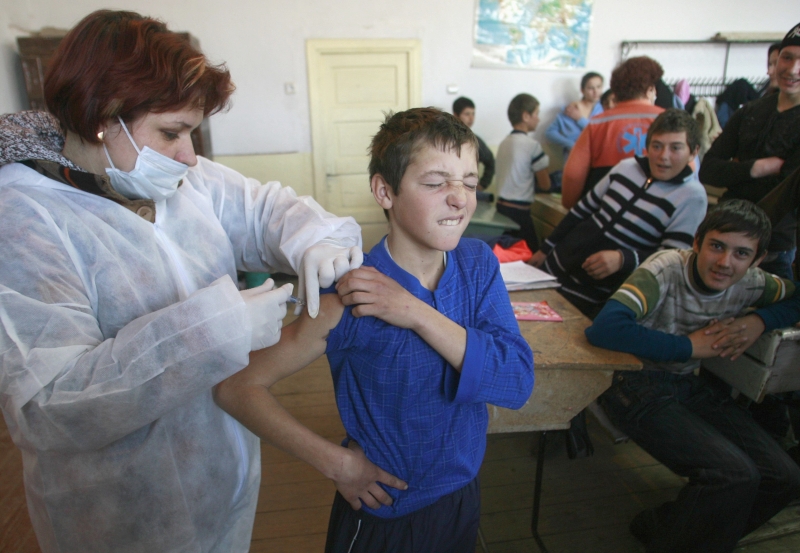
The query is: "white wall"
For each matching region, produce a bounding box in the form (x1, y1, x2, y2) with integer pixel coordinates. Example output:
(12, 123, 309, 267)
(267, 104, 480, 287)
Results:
(2, 0, 797, 158)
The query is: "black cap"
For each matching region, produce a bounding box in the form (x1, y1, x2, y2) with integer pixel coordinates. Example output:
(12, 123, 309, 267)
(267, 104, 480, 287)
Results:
(781, 22, 800, 50)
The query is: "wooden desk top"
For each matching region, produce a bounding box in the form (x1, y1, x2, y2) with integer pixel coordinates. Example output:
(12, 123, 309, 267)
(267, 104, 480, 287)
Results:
(512, 288, 641, 372)
(488, 288, 641, 432)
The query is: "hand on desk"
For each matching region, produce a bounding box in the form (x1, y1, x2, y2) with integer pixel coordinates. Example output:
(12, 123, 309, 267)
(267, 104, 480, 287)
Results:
(529, 250, 547, 267)
(689, 314, 765, 361)
(582, 250, 623, 280)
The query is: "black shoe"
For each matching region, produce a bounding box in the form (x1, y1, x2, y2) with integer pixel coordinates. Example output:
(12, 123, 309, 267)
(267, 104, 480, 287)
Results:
(629, 509, 658, 545)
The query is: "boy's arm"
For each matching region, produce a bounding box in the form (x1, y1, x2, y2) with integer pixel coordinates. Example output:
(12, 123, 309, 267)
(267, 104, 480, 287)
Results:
(587, 267, 754, 360)
(591, 184, 710, 280)
(699, 107, 783, 186)
(535, 168, 551, 192)
(335, 267, 468, 370)
(587, 300, 753, 361)
(336, 264, 534, 409)
(530, 143, 550, 193)
(545, 113, 575, 151)
(213, 294, 407, 510)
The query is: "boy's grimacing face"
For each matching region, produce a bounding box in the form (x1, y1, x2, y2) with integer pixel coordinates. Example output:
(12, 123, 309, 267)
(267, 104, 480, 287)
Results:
(693, 230, 763, 292)
(372, 143, 479, 254)
(646, 131, 695, 182)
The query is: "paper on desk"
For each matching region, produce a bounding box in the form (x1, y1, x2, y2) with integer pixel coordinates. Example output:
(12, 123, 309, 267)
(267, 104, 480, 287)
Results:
(499, 260, 560, 291)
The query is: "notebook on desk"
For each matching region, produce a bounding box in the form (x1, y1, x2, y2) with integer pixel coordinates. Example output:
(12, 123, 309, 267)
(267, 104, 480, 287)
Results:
(499, 260, 560, 291)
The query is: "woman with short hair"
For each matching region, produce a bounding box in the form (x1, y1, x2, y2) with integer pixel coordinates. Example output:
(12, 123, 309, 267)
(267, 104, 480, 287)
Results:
(561, 56, 665, 209)
(0, 10, 364, 553)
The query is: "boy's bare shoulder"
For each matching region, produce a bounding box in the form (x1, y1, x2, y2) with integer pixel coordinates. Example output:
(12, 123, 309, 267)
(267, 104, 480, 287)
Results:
(296, 293, 345, 337)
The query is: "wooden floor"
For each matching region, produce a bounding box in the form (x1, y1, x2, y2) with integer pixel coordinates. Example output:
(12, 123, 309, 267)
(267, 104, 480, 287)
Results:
(2, 355, 800, 552)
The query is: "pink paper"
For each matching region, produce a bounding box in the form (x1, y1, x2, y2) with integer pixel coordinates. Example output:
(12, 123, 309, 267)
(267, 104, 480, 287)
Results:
(511, 301, 563, 322)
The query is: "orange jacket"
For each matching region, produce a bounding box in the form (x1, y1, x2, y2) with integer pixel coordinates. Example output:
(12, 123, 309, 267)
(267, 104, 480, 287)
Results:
(562, 100, 664, 208)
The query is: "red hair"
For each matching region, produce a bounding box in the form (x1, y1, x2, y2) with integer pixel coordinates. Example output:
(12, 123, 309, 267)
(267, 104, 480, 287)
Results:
(610, 56, 663, 102)
(45, 10, 235, 144)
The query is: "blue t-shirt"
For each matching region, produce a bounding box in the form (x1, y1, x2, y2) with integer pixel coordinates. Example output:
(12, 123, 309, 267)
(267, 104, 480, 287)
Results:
(325, 237, 534, 518)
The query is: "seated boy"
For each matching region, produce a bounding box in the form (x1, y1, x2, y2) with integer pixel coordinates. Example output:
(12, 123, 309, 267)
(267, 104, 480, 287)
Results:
(586, 200, 800, 553)
(452, 96, 495, 196)
(495, 93, 551, 252)
(530, 109, 708, 318)
(214, 108, 534, 552)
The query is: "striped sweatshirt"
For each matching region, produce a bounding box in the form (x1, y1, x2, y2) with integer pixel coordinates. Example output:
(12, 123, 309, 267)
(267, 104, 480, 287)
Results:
(541, 156, 707, 311)
(590, 249, 796, 374)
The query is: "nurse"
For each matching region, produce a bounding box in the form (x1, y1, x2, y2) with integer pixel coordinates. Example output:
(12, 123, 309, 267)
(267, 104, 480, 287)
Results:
(0, 10, 363, 553)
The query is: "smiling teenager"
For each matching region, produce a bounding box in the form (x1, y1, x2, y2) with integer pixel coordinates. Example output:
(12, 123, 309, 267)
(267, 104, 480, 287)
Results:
(530, 108, 707, 319)
(587, 200, 800, 553)
(700, 21, 800, 280)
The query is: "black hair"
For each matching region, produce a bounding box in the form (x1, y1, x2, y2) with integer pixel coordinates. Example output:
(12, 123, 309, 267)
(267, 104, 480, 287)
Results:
(580, 72, 603, 90)
(646, 108, 702, 153)
(452, 96, 475, 116)
(695, 200, 771, 260)
(768, 42, 782, 56)
(507, 93, 539, 125)
(600, 89, 614, 109)
(369, 107, 478, 196)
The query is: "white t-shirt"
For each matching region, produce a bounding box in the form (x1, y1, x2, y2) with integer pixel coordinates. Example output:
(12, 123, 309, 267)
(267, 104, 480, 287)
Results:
(495, 130, 549, 203)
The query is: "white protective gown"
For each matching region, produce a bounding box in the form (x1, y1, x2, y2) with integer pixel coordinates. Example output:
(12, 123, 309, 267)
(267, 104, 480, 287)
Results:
(0, 157, 360, 553)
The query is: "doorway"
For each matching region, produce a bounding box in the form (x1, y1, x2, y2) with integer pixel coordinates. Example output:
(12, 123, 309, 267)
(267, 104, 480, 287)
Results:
(306, 39, 421, 250)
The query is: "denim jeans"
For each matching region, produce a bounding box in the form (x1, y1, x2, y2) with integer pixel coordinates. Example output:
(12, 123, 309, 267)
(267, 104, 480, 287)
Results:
(600, 370, 800, 553)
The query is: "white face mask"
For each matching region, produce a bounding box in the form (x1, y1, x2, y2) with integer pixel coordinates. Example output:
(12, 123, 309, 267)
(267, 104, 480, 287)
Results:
(104, 116, 189, 201)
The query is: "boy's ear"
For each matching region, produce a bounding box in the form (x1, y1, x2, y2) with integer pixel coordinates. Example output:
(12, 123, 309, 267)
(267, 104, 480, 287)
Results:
(692, 235, 702, 254)
(370, 174, 394, 210)
(751, 251, 767, 268)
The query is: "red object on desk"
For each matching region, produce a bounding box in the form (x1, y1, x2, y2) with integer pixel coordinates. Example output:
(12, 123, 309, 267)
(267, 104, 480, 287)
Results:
(492, 239, 533, 263)
(511, 301, 562, 322)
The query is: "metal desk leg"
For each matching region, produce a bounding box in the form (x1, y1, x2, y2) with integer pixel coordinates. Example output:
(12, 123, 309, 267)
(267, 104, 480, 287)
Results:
(531, 431, 549, 553)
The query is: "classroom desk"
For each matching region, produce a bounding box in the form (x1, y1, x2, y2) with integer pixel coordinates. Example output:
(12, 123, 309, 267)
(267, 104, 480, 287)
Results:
(486, 288, 641, 553)
(703, 327, 800, 402)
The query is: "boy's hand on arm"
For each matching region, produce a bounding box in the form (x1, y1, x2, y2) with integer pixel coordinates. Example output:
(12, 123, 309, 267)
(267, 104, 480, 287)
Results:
(712, 314, 765, 360)
(582, 250, 623, 280)
(336, 266, 425, 329)
(334, 441, 408, 510)
(336, 266, 468, 370)
(688, 317, 749, 358)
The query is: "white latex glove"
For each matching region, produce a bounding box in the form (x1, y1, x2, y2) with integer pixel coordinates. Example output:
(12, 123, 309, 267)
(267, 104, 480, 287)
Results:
(240, 279, 293, 351)
(297, 240, 364, 318)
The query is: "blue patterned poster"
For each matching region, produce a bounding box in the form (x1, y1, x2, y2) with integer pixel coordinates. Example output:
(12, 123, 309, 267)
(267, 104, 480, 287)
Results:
(473, 0, 594, 70)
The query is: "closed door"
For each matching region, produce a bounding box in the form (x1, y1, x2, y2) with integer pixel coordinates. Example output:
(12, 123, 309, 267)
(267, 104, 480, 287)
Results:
(308, 40, 421, 247)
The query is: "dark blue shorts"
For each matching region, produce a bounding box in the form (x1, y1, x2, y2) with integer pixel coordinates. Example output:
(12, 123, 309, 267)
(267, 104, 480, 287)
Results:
(324, 476, 480, 553)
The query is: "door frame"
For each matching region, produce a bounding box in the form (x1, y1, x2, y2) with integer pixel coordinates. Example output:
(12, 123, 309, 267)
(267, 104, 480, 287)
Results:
(306, 39, 422, 210)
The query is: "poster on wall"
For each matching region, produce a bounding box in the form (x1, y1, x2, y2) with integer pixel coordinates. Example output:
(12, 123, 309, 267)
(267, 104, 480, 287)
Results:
(473, 0, 594, 70)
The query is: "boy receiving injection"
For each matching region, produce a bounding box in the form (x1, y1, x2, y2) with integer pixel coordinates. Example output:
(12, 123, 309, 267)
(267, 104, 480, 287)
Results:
(214, 108, 534, 552)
